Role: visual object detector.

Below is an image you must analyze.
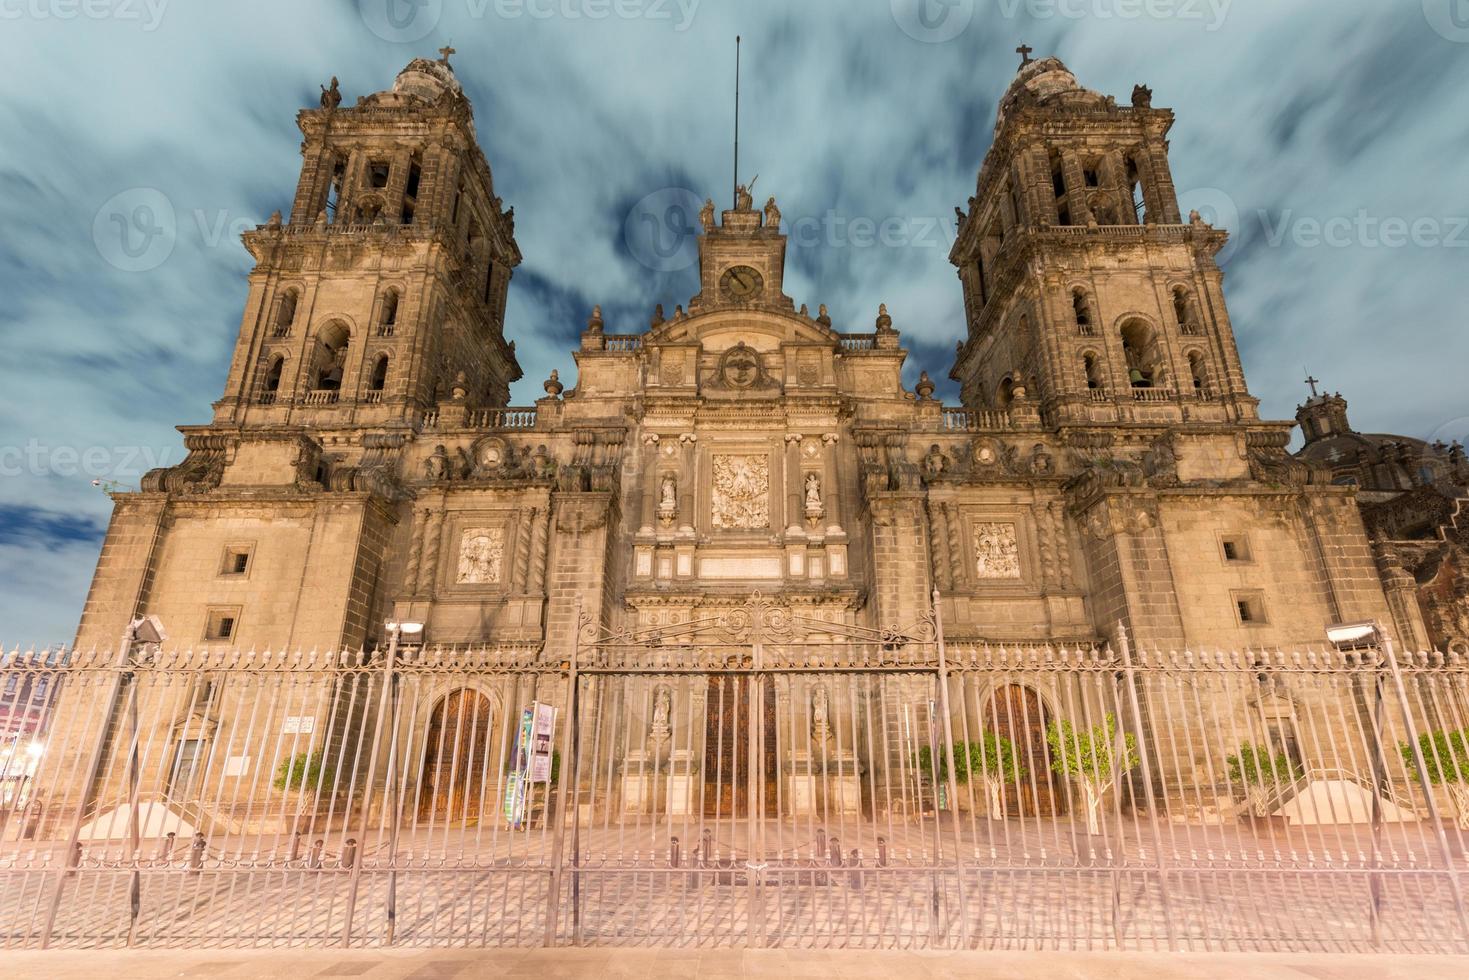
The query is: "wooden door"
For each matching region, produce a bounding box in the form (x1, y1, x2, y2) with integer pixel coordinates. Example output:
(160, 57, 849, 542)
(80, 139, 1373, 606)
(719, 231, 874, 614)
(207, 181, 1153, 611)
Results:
(420, 690, 494, 822)
(703, 676, 776, 818)
(987, 685, 1065, 817)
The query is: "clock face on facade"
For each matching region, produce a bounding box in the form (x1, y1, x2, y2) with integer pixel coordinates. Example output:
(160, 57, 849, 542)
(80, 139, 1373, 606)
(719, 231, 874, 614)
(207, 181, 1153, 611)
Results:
(720, 265, 763, 301)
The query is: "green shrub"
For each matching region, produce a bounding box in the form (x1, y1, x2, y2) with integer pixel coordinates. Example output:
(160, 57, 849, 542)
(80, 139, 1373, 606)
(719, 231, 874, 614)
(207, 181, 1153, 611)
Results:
(274, 751, 336, 795)
(1400, 730, 1469, 785)
(912, 733, 1025, 785)
(1225, 743, 1303, 787)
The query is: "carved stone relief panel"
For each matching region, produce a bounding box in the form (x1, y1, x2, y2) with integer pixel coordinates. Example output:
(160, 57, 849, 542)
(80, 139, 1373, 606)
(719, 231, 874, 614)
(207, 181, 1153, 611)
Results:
(456, 527, 505, 584)
(973, 521, 1022, 579)
(711, 453, 771, 530)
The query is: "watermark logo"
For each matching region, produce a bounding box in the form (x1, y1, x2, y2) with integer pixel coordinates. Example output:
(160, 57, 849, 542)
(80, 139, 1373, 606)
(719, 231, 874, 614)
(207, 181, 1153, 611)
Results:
(624, 187, 703, 273)
(1176, 186, 1240, 264)
(1423, 0, 1469, 43)
(1259, 211, 1469, 250)
(0, 440, 174, 480)
(359, 0, 443, 43)
(479, 0, 700, 30)
(0, 0, 169, 31)
(92, 188, 176, 273)
(890, 0, 975, 43)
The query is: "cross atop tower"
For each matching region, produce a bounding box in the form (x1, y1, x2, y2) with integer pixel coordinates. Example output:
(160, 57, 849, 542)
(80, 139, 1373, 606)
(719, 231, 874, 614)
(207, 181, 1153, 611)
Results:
(1305, 372, 1321, 399)
(1016, 44, 1034, 68)
(438, 44, 456, 66)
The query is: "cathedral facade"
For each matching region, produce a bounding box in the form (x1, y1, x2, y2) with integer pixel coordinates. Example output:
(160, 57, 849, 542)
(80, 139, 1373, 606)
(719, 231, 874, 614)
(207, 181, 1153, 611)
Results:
(75, 54, 1414, 662)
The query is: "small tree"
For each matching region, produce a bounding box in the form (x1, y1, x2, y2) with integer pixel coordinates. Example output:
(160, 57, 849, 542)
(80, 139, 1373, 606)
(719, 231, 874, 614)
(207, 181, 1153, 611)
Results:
(274, 751, 337, 799)
(1400, 729, 1469, 829)
(1045, 715, 1139, 835)
(967, 733, 1026, 820)
(1225, 743, 1303, 816)
(913, 735, 1025, 816)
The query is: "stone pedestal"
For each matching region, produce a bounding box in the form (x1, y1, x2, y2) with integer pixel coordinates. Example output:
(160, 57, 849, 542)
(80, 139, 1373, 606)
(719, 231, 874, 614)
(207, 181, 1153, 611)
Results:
(786, 748, 861, 816)
(621, 749, 695, 816)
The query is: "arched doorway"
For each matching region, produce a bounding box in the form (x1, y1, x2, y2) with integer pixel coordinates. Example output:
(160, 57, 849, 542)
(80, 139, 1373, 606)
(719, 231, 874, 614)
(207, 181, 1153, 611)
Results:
(419, 689, 496, 822)
(985, 685, 1065, 817)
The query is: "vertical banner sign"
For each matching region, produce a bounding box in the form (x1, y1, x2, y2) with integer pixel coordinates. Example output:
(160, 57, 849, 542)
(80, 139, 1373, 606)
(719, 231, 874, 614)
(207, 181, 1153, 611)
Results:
(504, 706, 534, 827)
(529, 702, 557, 782)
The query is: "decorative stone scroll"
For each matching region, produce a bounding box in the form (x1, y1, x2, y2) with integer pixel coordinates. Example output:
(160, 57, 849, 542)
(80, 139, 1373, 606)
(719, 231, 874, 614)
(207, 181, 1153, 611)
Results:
(711, 454, 770, 529)
(973, 522, 1021, 579)
(456, 527, 505, 584)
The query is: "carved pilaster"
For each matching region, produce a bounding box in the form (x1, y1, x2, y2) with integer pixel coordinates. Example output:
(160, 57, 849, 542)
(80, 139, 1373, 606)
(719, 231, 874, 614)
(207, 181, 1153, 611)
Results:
(928, 498, 954, 592)
(529, 505, 550, 593)
(514, 506, 535, 592)
(417, 508, 444, 595)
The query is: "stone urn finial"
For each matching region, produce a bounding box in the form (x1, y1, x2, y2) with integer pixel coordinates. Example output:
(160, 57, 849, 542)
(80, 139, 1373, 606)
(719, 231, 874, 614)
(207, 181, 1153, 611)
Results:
(587, 305, 604, 334)
(543, 369, 564, 398)
(915, 371, 936, 401)
(450, 371, 468, 401)
(875, 303, 893, 332)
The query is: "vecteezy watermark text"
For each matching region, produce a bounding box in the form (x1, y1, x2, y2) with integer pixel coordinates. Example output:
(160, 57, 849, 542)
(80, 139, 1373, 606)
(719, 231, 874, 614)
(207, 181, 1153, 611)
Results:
(0, 0, 167, 30)
(0, 440, 175, 480)
(359, 0, 698, 42)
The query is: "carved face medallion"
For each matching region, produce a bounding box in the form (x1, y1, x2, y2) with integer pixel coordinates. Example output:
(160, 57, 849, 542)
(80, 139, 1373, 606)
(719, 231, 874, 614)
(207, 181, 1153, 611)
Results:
(720, 344, 762, 389)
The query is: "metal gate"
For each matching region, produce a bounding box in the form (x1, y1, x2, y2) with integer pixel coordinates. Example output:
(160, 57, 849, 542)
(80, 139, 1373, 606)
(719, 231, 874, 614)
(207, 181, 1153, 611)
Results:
(3, 597, 1469, 952)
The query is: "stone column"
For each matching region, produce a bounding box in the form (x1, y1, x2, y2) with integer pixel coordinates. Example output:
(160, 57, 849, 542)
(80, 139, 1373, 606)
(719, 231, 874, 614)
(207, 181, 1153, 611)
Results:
(1061, 151, 1095, 225)
(639, 433, 660, 534)
(821, 433, 842, 532)
(529, 504, 550, 594)
(784, 434, 804, 532)
(677, 433, 697, 531)
(416, 507, 444, 595)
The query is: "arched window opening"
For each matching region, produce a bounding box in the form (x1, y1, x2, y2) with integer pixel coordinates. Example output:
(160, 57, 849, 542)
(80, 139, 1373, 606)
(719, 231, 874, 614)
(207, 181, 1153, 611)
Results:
(378, 290, 400, 336)
(313, 322, 350, 391)
(1188, 350, 1209, 395)
(1073, 289, 1094, 334)
(1049, 149, 1072, 226)
(1127, 155, 1146, 223)
(1120, 320, 1162, 389)
(369, 354, 389, 392)
(1083, 353, 1104, 392)
(261, 356, 285, 404)
(1173, 287, 1200, 335)
(401, 155, 421, 225)
(325, 157, 346, 221)
(998, 376, 1016, 408)
(273, 289, 298, 337)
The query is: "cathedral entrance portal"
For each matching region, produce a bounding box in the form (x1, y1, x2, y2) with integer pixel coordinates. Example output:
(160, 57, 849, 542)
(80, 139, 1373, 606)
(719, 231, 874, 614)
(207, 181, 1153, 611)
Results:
(986, 684, 1065, 817)
(419, 689, 495, 823)
(702, 675, 777, 818)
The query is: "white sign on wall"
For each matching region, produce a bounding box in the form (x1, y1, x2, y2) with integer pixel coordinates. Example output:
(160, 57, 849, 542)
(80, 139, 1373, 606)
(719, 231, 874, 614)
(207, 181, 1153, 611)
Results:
(282, 716, 316, 735)
(223, 756, 251, 777)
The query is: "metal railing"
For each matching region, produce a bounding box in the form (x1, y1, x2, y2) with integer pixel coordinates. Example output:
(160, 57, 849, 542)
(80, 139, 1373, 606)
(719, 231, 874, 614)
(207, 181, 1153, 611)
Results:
(2, 607, 1467, 952)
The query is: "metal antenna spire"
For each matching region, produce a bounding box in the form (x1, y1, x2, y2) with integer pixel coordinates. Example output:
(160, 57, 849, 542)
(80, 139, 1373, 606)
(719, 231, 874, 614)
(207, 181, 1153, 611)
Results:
(733, 35, 741, 209)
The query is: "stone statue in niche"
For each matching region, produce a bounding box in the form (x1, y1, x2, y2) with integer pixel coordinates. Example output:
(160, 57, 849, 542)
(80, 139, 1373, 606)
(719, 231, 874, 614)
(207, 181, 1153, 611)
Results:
(711, 454, 770, 530)
(424, 445, 450, 482)
(812, 685, 831, 744)
(804, 472, 824, 522)
(923, 444, 949, 481)
(456, 527, 504, 584)
(650, 686, 671, 744)
(658, 473, 678, 526)
(973, 522, 1022, 579)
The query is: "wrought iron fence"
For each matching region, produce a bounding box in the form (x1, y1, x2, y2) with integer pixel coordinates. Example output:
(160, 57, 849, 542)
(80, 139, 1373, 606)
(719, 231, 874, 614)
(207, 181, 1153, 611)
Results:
(1, 599, 1467, 952)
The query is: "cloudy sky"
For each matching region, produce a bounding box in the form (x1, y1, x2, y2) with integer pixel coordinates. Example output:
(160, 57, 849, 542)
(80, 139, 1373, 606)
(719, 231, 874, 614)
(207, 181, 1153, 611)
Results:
(1, 0, 1467, 645)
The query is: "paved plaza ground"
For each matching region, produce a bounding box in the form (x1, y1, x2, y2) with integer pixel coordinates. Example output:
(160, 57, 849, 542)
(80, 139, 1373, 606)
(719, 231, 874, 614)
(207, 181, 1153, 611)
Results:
(4, 948, 1469, 979)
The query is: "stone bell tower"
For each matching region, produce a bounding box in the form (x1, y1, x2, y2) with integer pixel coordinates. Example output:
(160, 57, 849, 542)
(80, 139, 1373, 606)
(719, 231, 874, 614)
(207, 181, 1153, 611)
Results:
(949, 54, 1256, 429)
(211, 51, 522, 431)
